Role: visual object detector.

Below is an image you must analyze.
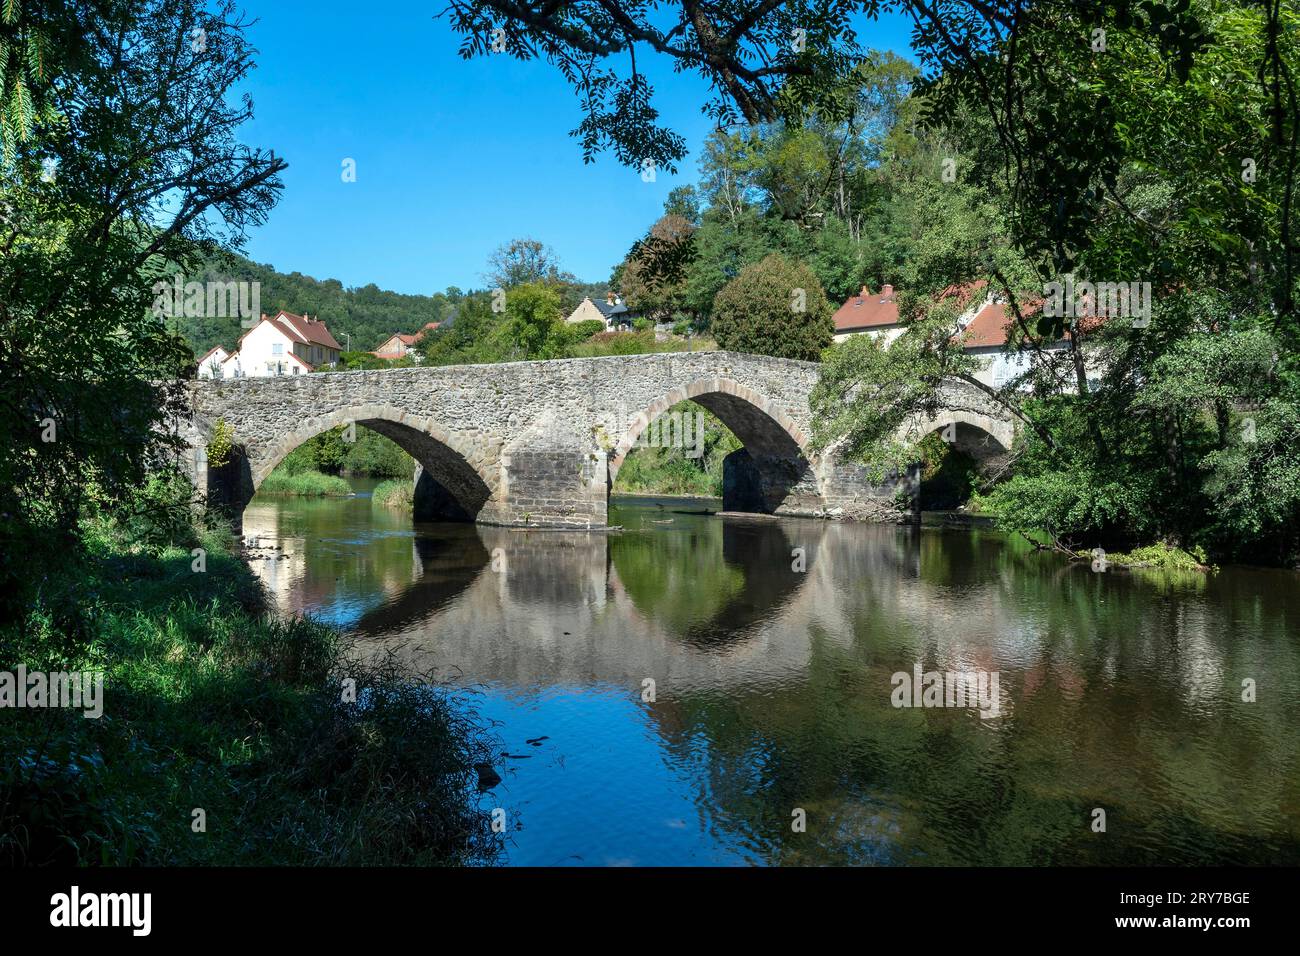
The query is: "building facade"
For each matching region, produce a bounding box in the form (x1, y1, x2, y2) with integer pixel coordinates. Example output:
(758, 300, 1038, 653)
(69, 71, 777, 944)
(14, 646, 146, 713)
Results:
(196, 311, 342, 379)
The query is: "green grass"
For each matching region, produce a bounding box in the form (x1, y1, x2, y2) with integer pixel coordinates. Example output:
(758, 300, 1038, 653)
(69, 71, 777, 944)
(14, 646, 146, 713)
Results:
(0, 517, 502, 866)
(257, 469, 353, 497)
(371, 478, 414, 512)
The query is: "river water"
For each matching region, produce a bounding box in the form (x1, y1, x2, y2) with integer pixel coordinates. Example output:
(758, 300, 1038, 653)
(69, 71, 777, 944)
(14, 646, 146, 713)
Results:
(243, 478, 1300, 866)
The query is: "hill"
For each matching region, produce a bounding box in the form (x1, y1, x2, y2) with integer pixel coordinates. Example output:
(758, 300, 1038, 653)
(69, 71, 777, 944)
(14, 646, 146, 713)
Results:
(172, 250, 609, 361)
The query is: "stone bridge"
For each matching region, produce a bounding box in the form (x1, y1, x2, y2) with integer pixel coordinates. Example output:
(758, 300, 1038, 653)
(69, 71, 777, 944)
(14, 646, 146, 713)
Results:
(178, 351, 1013, 530)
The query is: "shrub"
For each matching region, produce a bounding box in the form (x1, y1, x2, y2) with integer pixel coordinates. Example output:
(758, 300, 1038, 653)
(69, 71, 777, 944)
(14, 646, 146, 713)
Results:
(710, 253, 833, 361)
(371, 479, 414, 511)
(206, 419, 234, 468)
(567, 319, 605, 341)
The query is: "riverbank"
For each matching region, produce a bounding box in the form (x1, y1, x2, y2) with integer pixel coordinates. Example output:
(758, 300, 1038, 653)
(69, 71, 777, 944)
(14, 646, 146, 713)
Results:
(371, 478, 414, 511)
(0, 511, 500, 866)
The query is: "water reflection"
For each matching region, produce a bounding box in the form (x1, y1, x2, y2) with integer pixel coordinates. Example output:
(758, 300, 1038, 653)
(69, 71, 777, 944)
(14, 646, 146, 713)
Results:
(245, 485, 1300, 866)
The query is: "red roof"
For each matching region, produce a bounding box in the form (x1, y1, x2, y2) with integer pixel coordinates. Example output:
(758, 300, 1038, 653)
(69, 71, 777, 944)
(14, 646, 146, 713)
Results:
(833, 285, 899, 332)
(937, 280, 988, 309)
(272, 311, 342, 351)
(373, 322, 440, 355)
(236, 311, 340, 351)
(954, 297, 1106, 349)
(958, 302, 1017, 348)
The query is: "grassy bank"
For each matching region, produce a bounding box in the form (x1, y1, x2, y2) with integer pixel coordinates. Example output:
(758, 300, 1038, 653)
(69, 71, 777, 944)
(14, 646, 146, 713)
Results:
(258, 469, 353, 497)
(0, 506, 501, 866)
(371, 478, 415, 512)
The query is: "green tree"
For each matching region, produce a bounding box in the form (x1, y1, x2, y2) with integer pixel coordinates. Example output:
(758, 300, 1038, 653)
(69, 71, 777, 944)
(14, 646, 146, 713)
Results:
(617, 214, 695, 320)
(485, 237, 573, 289)
(504, 282, 567, 359)
(710, 254, 833, 361)
(0, 0, 284, 609)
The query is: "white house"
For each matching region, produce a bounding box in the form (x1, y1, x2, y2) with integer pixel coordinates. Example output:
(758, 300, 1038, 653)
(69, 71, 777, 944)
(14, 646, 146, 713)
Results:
(196, 345, 231, 379)
(833, 281, 1104, 391)
(200, 311, 342, 379)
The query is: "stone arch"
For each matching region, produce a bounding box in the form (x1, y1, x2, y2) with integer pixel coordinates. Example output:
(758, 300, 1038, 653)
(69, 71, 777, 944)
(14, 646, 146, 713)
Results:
(905, 411, 1013, 512)
(206, 405, 498, 524)
(608, 377, 813, 482)
(912, 410, 1013, 457)
(608, 377, 824, 515)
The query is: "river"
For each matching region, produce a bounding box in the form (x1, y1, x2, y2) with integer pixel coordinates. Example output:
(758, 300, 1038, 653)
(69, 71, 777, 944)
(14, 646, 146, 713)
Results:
(242, 477, 1300, 866)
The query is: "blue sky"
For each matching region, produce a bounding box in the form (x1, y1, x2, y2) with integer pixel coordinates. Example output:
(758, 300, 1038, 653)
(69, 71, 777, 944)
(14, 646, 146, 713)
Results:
(236, 1, 917, 295)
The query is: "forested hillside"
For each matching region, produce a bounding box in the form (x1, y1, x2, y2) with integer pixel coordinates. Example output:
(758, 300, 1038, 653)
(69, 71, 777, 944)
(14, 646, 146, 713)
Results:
(173, 250, 463, 357)
(173, 249, 608, 359)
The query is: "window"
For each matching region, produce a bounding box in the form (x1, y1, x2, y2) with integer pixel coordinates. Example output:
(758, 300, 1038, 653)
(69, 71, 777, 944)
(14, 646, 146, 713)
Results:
(272, 342, 283, 355)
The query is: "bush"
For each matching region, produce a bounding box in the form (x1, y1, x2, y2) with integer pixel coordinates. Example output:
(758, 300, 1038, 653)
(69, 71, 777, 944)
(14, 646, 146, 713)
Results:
(258, 470, 352, 497)
(567, 319, 606, 341)
(206, 419, 234, 469)
(710, 253, 834, 361)
(371, 479, 414, 511)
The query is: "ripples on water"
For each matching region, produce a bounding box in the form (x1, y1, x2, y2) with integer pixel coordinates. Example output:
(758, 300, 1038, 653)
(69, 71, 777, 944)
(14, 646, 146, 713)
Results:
(243, 482, 1300, 866)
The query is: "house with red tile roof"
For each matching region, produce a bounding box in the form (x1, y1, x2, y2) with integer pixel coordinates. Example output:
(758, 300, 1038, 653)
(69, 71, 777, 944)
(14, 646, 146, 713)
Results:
(204, 311, 342, 378)
(835, 281, 1106, 390)
(372, 322, 440, 361)
(953, 295, 1109, 389)
(832, 284, 902, 344)
(953, 299, 1046, 387)
(833, 281, 987, 344)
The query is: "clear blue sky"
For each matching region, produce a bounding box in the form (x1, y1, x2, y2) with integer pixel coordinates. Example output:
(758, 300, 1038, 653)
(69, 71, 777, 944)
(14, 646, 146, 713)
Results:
(236, 1, 917, 295)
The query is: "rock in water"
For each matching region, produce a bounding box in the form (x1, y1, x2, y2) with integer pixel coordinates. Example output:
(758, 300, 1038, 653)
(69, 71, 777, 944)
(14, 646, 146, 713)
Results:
(473, 763, 501, 789)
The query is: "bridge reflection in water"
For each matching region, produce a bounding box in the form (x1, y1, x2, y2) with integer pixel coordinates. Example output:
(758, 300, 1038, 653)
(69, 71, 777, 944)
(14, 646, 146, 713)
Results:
(243, 488, 1300, 867)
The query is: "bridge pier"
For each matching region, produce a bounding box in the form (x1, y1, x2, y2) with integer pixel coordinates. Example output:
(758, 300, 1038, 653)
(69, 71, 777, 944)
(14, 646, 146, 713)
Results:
(488, 449, 609, 529)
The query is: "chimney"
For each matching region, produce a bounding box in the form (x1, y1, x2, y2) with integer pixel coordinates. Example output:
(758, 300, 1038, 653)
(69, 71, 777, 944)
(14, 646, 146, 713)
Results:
(606, 291, 615, 305)
(882, 284, 894, 297)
